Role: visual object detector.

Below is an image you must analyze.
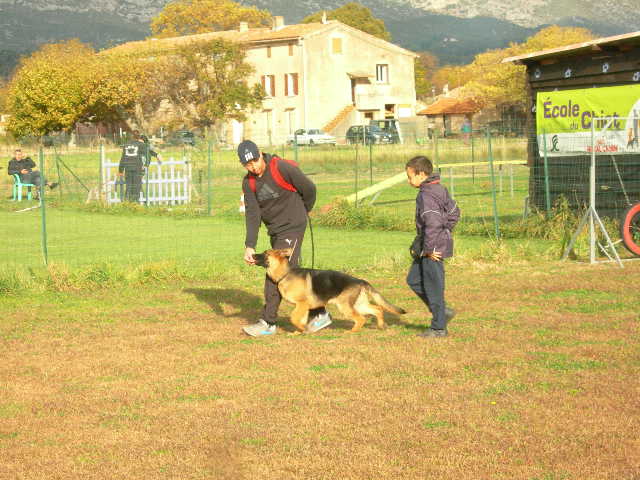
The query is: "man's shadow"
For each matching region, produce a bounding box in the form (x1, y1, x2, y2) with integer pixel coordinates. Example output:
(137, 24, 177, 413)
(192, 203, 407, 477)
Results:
(184, 288, 262, 321)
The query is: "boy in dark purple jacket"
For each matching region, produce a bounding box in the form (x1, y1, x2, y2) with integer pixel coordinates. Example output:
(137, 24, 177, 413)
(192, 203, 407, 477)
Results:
(405, 156, 460, 338)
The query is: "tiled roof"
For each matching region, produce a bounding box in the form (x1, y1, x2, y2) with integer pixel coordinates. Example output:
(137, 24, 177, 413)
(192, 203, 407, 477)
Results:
(103, 22, 335, 56)
(417, 97, 479, 115)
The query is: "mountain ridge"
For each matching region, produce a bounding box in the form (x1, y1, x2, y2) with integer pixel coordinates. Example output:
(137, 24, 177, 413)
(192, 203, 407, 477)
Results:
(0, 0, 637, 78)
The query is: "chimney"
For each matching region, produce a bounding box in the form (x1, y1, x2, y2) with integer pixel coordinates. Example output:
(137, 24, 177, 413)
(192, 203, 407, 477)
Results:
(272, 16, 284, 31)
(321, 11, 327, 24)
(239, 21, 248, 32)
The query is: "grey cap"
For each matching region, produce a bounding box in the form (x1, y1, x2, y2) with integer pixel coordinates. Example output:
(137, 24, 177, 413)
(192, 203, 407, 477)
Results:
(237, 140, 260, 165)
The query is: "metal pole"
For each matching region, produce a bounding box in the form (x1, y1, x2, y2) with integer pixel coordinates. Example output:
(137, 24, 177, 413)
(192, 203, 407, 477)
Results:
(55, 149, 63, 200)
(354, 141, 359, 206)
(39, 147, 48, 266)
(509, 163, 514, 197)
(449, 167, 454, 199)
(589, 122, 596, 264)
(471, 132, 475, 184)
(434, 130, 439, 169)
(369, 140, 373, 186)
(542, 130, 551, 212)
(486, 130, 500, 239)
(99, 144, 104, 203)
(294, 134, 298, 164)
(207, 140, 213, 216)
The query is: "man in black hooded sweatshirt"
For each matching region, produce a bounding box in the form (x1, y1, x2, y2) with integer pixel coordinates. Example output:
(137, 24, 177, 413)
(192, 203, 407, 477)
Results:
(238, 139, 331, 337)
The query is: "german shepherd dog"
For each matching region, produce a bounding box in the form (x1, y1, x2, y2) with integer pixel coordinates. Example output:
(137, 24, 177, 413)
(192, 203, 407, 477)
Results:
(253, 249, 406, 333)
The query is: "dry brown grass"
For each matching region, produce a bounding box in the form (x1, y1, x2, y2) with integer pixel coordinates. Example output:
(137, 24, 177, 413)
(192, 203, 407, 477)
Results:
(1, 260, 639, 479)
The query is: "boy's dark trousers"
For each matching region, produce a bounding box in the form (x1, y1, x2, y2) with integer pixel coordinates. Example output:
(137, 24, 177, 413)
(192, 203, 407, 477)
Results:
(406, 257, 446, 330)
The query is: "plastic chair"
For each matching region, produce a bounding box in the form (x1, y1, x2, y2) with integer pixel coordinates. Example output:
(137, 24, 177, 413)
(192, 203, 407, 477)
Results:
(11, 174, 36, 201)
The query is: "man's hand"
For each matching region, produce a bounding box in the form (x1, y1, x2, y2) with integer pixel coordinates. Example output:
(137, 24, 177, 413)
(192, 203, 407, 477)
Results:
(244, 247, 256, 265)
(425, 251, 443, 261)
(21, 169, 29, 174)
(117, 172, 124, 176)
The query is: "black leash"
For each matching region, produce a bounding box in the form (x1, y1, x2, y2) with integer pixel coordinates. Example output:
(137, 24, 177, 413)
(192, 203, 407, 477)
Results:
(308, 212, 315, 269)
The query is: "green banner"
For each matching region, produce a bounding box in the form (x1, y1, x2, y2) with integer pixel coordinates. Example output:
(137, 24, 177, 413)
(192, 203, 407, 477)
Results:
(536, 85, 640, 155)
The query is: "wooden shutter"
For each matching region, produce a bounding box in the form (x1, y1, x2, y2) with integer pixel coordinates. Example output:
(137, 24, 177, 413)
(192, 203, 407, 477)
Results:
(270, 75, 275, 97)
(284, 74, 289, 96)
(293, 73, 298, 95)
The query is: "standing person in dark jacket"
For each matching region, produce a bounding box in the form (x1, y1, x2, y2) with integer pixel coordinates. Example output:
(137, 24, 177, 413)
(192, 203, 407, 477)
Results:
(405, 155, 460, 338)
(239, 139, 331, 337)
(8, 149, 58, 197)
(117, 130, 160, 202)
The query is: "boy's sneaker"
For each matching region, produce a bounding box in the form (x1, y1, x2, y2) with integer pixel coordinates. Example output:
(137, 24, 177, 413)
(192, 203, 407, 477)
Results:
(242, 319, 276, 337)
(306, 311, 332, 333)
(417, 328, 448, 338)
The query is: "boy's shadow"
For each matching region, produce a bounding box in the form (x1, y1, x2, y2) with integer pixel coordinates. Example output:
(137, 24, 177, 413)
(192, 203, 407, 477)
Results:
(184, 288, 262, 321)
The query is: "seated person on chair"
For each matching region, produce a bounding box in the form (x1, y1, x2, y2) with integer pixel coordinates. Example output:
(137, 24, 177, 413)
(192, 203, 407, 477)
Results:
(8, 149, 58, 195)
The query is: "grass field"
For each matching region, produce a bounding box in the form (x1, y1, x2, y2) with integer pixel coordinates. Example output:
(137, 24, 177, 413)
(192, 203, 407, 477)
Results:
(2, 137, 638, 478)
(1, 242, 638, 479)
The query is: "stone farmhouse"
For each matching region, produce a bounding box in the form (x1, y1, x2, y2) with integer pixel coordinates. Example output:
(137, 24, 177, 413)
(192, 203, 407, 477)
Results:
(106, 16, 417, 146)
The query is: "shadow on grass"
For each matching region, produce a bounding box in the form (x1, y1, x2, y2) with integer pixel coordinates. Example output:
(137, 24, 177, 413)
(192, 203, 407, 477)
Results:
(184, 287, 261, 321)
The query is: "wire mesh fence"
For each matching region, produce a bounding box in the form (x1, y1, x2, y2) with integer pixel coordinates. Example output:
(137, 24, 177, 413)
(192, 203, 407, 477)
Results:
(0, 128, 592, 271)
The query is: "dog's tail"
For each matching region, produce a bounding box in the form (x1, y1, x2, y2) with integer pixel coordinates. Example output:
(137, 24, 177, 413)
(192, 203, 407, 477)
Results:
(366, 285, 406, 315)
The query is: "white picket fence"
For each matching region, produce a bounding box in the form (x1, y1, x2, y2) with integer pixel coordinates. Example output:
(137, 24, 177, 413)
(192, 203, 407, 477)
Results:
(101, 157, 192, 205)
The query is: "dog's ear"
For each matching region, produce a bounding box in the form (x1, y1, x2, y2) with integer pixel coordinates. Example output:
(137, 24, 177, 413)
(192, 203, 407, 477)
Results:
(279, 248, 293, 258)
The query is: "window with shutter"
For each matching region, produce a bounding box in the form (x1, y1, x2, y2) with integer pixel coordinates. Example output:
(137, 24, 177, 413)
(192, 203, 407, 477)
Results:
(262, 75, 275, 97)
(376, 64, 389, 83)
(285, 73, 299, 96)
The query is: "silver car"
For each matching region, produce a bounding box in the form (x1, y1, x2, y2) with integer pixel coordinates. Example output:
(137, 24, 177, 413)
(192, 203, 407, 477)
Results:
(287, 128, 337, 146)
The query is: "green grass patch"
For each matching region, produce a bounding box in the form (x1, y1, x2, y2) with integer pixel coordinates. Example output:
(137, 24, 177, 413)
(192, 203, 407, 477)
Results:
(308, 364, 349, 372)
(530, 352, 606, 372)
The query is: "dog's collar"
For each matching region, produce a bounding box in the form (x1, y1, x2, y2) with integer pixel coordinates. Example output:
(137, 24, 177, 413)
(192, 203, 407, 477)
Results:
(274, 272, 290, 285)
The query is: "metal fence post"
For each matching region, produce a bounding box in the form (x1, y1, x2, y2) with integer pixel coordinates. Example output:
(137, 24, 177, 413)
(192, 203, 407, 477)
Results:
(98, 143, 104, 203)
(207, 140, 213, 216)
(471, 132, 475, 184)
(369, 141, 373, 186)
(542, 130, 551, 212)
(449, 167, 454, 199)
(509, 163, 514, 197)
(39, 147, 48, 266)
(486, 130, 501, 239)
(354, 141, 359, 206)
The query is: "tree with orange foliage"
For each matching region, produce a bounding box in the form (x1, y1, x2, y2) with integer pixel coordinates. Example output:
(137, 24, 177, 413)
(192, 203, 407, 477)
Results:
(6, 40, 143, 137)
(151, 0, 271, 38)
(432, 26, 595, 108)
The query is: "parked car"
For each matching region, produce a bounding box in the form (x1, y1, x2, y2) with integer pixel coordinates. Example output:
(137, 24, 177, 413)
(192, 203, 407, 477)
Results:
(165, 130, 197, 146)
(345, 125, 394, 145)
(287, 128, 337, 146)
(369, 119, 401, 143)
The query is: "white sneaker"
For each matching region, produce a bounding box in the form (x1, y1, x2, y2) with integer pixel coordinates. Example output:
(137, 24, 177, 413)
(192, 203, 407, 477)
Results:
(306, 311, 332, 333)
(242, 319, 277, 337)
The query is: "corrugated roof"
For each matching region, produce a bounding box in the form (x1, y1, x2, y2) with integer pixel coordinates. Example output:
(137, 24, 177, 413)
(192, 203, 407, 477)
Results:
(103, 22, 335, 56)
(503, 30, 640, 64)
(417, 97, 479, 115)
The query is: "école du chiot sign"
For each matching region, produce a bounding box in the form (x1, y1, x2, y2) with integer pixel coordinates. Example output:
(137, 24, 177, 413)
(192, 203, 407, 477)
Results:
(536, 85, 640, 156)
